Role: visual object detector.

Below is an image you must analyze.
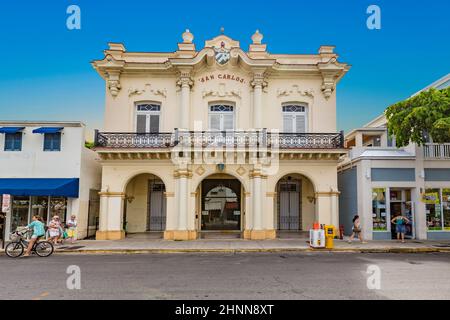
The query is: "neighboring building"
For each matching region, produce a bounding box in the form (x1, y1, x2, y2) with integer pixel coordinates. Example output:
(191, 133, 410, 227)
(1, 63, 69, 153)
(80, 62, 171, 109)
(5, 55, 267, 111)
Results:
(91, 30, 350, 240)
(0, 121, 101, 240)
(338, 73, 450, 240)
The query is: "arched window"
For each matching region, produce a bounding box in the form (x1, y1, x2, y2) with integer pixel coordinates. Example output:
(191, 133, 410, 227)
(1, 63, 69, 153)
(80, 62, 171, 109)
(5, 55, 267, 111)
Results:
(208, 104, 235, 131)
(282, 104, 307, 133)
(136, 103, 161, 133)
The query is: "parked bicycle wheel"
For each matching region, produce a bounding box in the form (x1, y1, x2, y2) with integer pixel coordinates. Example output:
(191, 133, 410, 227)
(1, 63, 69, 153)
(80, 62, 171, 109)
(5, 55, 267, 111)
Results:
(35, 241, 54, 257)
(5, 242, 24, 258)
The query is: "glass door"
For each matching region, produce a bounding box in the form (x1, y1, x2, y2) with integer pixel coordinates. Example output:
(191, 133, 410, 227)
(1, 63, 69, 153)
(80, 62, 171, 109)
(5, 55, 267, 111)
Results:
(389, 189, 414, 239)
(10, 196, 30, 232)
(201, 179, 241, 231)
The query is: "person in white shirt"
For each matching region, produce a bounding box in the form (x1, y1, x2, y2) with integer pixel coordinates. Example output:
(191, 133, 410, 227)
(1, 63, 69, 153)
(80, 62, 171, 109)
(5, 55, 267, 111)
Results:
(66, 215, 78, 244)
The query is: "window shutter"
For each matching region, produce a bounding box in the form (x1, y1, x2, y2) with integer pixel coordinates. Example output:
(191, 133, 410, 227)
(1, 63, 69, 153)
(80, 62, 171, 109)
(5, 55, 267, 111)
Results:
(223, 114, 234, 131)
(295, 115, 306, 133)
(44, 134, 52, 150)
(54, 133, 61, 151)
(4, 134, 12, 150)
(209, 114, 221, 131)
(283, 115, 293, 133)
(14, 133, 22, 150)
(136, 114, 147, 133)
(149, 115, 160, 133)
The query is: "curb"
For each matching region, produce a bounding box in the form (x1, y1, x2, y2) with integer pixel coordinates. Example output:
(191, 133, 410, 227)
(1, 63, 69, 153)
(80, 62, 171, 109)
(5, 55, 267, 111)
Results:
(46, 247, 450, 255)
(2, 247, 450, 256)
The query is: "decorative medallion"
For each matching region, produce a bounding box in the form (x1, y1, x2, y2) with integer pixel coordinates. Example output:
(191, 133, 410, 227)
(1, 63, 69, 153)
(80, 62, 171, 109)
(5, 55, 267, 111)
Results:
(195, 166, 206, 176)
(236, 166, 246, 177)
(215, 41, 231, 65)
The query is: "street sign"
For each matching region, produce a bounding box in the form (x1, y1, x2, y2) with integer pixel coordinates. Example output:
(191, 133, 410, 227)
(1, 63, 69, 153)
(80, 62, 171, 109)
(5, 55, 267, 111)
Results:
(2, 194, 11, 213)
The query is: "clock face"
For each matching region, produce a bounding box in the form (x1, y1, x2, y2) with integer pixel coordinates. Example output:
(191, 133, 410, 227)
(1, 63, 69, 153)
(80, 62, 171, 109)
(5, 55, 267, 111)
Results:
(215, 48, 230, 65)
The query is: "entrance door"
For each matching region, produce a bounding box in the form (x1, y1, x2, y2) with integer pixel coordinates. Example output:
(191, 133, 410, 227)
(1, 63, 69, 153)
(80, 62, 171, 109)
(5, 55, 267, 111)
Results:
(147, 180, 166, 231)
(389, 189, 414, 239)
(278, 180, 301, 230)
(201, 179, 241, 231)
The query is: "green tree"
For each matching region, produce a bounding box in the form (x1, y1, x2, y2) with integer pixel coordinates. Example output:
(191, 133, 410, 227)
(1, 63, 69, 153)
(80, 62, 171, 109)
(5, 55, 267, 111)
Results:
(385, 87, 450, 147)
(85, 141, 95, 149)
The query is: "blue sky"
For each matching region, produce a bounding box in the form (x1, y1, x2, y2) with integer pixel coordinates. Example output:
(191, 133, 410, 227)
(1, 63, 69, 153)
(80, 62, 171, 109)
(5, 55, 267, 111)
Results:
(0, 0, 449, 138)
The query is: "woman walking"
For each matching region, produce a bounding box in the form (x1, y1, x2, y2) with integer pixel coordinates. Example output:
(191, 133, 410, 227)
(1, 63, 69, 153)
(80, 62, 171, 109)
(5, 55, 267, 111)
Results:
(348, 215, 367, 244)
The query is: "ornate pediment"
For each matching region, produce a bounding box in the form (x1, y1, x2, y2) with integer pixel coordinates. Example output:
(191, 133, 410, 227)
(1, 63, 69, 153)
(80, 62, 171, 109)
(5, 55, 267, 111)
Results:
(202, 83, 241, 99)
(277, 85, 314, 98)
(128, 84, 167, 98)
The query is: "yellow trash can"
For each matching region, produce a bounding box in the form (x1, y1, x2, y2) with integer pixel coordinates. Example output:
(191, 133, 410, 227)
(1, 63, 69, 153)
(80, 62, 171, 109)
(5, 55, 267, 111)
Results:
(324, 225, 335, 249)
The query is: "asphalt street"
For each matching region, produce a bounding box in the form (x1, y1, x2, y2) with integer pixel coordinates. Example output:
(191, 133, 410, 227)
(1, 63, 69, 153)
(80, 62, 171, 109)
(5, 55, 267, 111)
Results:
(0, 252, 449, 300)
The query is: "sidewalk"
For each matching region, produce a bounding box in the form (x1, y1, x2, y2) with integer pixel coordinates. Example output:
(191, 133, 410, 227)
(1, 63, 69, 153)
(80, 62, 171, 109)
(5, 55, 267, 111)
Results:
(2, 238, 449, 255)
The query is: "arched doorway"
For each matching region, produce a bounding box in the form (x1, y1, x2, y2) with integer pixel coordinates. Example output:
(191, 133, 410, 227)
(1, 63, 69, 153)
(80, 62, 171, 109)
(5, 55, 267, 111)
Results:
(275, 174, 315, 235)
(124, 173, 167, 237)
(197, 174, 244, 234)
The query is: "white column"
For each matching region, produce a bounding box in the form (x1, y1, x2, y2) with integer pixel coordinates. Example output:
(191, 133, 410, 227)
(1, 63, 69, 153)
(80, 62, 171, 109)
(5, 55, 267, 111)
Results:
(415, 148, 427, 240)
(251, 71, 266, 129)
(252, 174, 263, 230)
(178, 176, 188, 230)
(96, 193, 125, 240)
(177, 70, 193, 130)
(331, 192, 339, 228)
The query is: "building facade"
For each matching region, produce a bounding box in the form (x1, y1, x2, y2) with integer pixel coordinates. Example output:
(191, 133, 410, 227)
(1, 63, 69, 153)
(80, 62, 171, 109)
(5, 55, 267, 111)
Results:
(92, 30, 350, 240)
(338, 74, 450, 240)
(0, 121, 101, 240)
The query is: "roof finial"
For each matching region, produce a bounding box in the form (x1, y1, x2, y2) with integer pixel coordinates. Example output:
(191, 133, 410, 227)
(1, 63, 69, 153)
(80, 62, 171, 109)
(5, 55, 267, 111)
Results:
(220, 26, 225, 34)
(182, 29, 194, 43)
(251, 29, 263, 44)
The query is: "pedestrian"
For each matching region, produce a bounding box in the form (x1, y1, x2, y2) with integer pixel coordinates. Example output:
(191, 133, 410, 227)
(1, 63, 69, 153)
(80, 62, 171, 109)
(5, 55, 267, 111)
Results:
(391, 214, 410, 243)
(66, 214, 78, 244)
(48, 215, 62, 245)
(348, 215, 367, 244)
(23, 215, 45, 257)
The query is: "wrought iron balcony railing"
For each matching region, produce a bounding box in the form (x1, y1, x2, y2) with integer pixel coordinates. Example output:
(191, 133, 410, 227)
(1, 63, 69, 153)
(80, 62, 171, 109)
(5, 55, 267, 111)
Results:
(94, 130, 345, 150)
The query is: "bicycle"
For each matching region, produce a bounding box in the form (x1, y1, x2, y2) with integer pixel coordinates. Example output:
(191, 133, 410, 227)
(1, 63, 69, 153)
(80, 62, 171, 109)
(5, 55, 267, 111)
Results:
(5, 228, 54, 258)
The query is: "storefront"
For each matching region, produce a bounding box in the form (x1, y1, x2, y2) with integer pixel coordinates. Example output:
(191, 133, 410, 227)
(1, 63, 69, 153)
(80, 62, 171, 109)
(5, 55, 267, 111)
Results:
(424, 188, 450, 234)
(372, 188, 415, 239)
(0, 178, 79, 238)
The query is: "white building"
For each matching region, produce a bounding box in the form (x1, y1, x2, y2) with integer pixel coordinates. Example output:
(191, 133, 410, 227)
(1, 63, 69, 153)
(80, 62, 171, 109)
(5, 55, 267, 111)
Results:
(0, 121, 101, 240)
(91, 30, 349, 241)
(338, 74, 450, 240)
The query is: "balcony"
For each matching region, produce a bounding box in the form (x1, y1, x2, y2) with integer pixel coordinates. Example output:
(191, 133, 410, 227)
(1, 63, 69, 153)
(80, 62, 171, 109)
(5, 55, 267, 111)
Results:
(94, 130, 344, 150)
(424, 143, 450, 159)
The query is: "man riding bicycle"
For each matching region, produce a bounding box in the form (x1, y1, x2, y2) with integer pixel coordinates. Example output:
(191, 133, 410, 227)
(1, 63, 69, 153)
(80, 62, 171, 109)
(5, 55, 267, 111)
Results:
(24, 215, 45, 257)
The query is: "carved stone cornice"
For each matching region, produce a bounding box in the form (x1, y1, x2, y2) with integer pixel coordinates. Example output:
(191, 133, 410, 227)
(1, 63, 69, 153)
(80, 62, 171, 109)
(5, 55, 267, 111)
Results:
(106, 70, 122, 98)
(249, 169, 268, 179)
(250, 69, 268, 89)
(173, 169, 193, 179)
(317, 57, 348, 100)
(98, 191, 126, 198)
(176, 69, 194, 88)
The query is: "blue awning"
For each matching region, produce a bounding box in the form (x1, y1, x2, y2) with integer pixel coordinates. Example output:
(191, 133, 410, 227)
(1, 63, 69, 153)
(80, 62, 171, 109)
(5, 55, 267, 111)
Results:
(0, 127, 25, 134)
(32, 127, 64, 134)
(0, 178, 79, 197)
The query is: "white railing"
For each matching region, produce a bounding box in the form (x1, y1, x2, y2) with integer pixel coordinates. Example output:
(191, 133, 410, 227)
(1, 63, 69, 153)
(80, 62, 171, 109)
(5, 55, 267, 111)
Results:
(424, 143, 450, 159)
